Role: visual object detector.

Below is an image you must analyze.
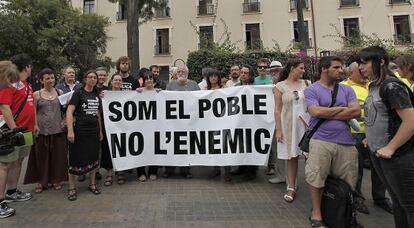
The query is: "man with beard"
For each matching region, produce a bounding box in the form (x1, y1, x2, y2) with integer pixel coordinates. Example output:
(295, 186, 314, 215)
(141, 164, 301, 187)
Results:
(149, 65, 167, 90)
(165, 66, 199, 178)
(225, 64, 240, 88)
(116, 56, 139, 91)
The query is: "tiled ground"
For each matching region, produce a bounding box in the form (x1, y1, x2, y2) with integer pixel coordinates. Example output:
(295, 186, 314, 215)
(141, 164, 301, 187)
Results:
(1, 159, 394, 228)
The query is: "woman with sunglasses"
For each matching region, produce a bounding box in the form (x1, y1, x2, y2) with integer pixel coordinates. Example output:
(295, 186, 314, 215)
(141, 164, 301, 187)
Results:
(274, 58, 309, 203)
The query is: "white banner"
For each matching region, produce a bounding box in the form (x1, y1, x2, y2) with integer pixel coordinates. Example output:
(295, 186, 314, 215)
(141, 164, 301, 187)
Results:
(102, 85, 275, 171)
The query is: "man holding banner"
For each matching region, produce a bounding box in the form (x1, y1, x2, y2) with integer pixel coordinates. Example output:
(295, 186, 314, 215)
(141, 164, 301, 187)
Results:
(164, 65, 200, 178)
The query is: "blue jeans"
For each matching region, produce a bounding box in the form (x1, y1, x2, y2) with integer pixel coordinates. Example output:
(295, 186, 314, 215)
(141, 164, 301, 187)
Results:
(370, 151, 414, 228)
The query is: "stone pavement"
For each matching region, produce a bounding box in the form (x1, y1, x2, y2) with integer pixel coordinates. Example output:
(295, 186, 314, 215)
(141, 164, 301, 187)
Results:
(1, 159, 394, 228)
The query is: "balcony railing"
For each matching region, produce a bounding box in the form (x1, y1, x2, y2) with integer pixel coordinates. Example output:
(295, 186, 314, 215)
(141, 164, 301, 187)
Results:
(340, 0, 360, 7)
(198, 4, 215, 16)
(243, 2, 261, 13)
(290, 0, 309, 10)
(155, 7, 170, 18)
(116, 11, 127, 21)
(245, 40, 263, 50)
(389, 0, 410, 4)
(154, 45, 171, 55)
(292, 38, 313, 48)
(393, 33, 413, 45)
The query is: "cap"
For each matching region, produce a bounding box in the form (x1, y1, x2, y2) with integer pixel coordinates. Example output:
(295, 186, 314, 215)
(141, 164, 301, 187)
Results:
(270, 60, 282, 68)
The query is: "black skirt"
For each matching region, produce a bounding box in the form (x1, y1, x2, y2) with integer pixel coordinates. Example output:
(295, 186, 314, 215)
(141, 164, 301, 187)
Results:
(68, 123, 100, 176)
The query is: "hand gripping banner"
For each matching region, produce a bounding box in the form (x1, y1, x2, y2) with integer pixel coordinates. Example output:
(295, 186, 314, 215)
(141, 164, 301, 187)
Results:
(102, 86, 275, 171)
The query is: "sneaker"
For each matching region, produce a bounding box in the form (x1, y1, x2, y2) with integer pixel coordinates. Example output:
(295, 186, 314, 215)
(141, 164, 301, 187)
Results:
(138, 174, 147, 182)
(0, 201, 15, 218)
(268, 176, 286, 184)
(149, 174, 157, 181)
(355, 197, 370, 214)
(266, 168, 275, 175)
(5, 190, 33, 202)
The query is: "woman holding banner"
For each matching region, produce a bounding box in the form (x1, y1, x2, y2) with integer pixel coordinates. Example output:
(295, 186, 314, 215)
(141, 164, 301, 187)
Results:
(66, 70, 103, 201)
(136, 69, 160, 181)
(274, 58, 309, 203)
(100, 73, 123, 186)
(24, 68, 68, 193)
(205, 68, 231, 182)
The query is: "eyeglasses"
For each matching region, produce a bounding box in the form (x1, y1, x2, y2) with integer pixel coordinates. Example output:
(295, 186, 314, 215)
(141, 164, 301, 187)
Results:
(293, 91, 299, 101)
(258, 66, 268, 69)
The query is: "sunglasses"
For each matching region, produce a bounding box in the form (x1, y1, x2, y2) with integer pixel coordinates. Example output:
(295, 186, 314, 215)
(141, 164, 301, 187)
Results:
(293, 91, 299, 101)
(258, 66, 268, 69)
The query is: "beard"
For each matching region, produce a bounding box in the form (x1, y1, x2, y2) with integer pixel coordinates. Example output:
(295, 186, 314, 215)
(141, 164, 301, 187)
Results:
(177, 76, 187, 83)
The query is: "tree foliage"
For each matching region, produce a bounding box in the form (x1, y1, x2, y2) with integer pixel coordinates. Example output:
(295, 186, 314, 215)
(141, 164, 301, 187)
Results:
(108, 0, 166, 76)
(0, 0, 111, 80)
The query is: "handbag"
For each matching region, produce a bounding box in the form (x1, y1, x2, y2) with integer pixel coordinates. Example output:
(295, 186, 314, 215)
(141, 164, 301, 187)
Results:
(298, 83, 339, 152)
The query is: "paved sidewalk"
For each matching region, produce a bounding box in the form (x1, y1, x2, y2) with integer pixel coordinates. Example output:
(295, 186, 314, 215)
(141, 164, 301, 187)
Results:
(1, 159, 394, 228)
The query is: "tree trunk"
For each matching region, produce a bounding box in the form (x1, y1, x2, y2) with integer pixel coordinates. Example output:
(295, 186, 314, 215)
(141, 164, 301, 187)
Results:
(296, 0, 308, 55)
(127, 0, 140, 78)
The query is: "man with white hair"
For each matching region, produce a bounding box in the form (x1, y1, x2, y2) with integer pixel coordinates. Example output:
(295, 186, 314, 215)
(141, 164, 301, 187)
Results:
(165, 66, 199, 178)
(166, 66, 200, 91)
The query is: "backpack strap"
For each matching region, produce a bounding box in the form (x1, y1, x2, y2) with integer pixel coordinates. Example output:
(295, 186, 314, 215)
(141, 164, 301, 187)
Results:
(379, 76, 414, 110)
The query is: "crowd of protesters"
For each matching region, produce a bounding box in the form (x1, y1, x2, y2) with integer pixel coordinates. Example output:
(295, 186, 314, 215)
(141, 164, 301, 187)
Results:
(0, 48, 414, 228)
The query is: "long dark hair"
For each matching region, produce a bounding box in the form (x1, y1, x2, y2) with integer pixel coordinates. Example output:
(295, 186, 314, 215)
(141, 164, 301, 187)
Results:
(358, 46, 392, 85)
(278, 58, 304, 83)
(206, 68, 222, 89)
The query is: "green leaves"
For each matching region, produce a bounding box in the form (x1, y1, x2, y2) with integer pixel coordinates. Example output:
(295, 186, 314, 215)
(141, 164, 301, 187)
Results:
(0, 0, 111, 80)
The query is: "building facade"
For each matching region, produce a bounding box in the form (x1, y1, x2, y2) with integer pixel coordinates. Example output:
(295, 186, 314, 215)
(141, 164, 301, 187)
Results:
(72, 0, 414, 80)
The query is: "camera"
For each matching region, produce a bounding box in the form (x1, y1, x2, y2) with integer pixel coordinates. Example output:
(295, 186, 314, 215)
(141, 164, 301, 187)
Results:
(0, 127, 26, 155)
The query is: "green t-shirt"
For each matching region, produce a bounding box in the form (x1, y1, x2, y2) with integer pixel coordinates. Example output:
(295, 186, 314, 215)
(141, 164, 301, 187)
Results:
(254, 75, 272, 85)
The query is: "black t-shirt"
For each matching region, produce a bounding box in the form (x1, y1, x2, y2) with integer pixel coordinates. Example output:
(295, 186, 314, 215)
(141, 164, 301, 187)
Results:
(121, 75, 139, 91)
(69, 88, 100, 129)
(365, 77, 414, 156)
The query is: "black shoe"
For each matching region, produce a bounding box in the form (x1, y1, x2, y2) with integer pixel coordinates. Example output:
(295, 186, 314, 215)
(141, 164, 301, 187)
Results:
(96, 172, 102, 180)
(355, 198, 370, 214)
(241, 173, 256, 181)
(230, 168, 244, 176)
(374, 200, 393, 214)
(78, 175, 86, 182)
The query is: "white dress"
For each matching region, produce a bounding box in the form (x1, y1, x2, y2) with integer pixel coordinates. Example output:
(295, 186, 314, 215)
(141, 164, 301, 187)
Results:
(276, 80, 309, 160)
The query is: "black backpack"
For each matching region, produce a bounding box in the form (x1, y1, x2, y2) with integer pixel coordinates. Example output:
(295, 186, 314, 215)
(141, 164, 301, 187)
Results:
(321, 176, 358, 228)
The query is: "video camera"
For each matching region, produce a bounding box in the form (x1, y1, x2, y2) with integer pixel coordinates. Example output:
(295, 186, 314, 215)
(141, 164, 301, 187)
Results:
(0, 127, 26, 155)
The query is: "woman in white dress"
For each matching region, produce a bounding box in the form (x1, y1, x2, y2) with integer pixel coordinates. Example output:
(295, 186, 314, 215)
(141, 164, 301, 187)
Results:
(274, 58, 310, 203)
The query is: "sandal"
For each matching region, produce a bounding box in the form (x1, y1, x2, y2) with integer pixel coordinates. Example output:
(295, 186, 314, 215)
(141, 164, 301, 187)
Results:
(67, 188, 77, 201)
(309, 217, 327, 228)
(283, 186, 297, 203)
(52, 183, 62, 191)
(117, 173, 126, 185)
(88, 184, 101, 195)
(34, 185, 45, 193)
(104, 175, 113, 186)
